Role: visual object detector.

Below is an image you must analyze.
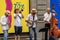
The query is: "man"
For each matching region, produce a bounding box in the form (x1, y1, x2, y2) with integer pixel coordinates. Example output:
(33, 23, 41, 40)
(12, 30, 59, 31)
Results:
(1, 10, 10, 40)
(44, 8, 52, 40)
(26, 8, 37, 40)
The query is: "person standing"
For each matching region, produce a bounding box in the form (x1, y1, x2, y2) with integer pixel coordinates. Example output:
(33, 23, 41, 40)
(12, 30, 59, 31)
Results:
(26, 8, 37, 40)
(1, 10, 10, 40)
(44, 8, 52, 40)
(14, 8, 24, 40)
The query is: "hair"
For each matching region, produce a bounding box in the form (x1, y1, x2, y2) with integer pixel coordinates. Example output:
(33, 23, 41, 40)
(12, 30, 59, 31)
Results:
(14, 8, 19, 13)
(52, 4, 55, 9)
(52, 4, 54, 7)
(19, 10, 22, 13)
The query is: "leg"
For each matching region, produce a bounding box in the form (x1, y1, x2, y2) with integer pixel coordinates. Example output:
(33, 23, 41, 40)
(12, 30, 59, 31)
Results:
(45, 30, 48, 40)
(3, 30, 8, 40)
(15, 35, 18, 40)
(29, 27, 32, 40)
(33, 28, 37, 40)
(45, 24, 48, 40)
(45, 23, 50, 40)
(18, 27, 22, 40)
(18, 35, 20, 40)
(15, 26, 18, 40)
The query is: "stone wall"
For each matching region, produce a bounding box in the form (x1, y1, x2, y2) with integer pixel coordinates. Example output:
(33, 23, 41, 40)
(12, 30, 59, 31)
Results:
(30, 0, 50, 40)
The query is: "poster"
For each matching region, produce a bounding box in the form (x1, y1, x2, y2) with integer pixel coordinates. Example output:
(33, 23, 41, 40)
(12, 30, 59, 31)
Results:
(0, 0, 29, 33)
(50, 0, 60, 28)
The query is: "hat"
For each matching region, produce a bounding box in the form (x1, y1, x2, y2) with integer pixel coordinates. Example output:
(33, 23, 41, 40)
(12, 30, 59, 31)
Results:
(31, 8, 37, 13)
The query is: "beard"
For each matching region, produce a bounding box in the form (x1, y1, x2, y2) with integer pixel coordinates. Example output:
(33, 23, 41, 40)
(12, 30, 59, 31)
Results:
(5, 15, 8, 17)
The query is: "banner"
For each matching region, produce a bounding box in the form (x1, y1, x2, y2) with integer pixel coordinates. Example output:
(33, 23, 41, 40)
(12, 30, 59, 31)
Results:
(50, 0, 60, 28)
(0, 0, 29, 33)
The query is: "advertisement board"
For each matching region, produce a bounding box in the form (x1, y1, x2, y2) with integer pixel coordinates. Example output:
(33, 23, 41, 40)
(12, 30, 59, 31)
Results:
(0, 0, 29, 33)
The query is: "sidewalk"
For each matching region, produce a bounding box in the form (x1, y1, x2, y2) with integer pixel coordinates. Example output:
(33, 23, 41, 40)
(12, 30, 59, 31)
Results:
(0, 33, 29, 40)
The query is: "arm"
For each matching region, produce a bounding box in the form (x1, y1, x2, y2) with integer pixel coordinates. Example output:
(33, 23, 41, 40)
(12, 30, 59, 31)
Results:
(44, 14, 51, 23)
(18, 14, 24, 19)
(25, 20, 32, 25)
(25, 15, 32, 25)
(14, 14, 17, 19)
(14, 14, 19, 19)
(1, 17, 7, 25)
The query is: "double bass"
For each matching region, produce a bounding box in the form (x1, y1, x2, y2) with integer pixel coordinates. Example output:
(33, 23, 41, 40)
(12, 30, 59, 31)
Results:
(49, 13, 60, 38)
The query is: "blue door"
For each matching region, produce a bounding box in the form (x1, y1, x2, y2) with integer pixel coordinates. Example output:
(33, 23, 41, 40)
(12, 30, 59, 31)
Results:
(50, 0, 60, 28)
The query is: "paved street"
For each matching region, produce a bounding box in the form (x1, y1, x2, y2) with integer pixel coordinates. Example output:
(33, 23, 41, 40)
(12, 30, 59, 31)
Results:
(0, 33, 44, 40)
(0, 33, 29, 40)
(0, 33, 60, 40)
(0, 35, 60, 40)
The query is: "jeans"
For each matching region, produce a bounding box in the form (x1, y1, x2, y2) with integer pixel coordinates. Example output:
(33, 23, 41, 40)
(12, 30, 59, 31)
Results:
(29, 27, 37, 40)
(14, 26, 22, 35)
(3, 30, 8, 40)
(49, 36, 55, 40)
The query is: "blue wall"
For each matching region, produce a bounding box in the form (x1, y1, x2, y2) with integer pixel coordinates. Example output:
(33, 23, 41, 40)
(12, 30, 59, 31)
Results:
(50, 0, 60, 28)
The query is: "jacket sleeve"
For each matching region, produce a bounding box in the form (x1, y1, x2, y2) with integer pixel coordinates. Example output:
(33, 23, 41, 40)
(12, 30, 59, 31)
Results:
(44, 13, 47, 21)
(26, 14, 30, 21)
(1, 17, 6, 25)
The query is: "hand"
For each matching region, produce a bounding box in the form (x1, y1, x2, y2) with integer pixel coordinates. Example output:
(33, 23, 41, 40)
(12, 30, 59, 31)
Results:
(47, 21, 51, 24)
(51, 28, 53, 30)
(22, 15, 24, 18)
(29, 21, 33, 25)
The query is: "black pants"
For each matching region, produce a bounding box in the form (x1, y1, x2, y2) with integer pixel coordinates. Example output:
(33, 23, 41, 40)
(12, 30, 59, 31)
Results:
(45, 23, 50, 40)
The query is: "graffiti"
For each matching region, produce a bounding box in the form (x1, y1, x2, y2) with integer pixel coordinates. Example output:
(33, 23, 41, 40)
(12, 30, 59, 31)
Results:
(5, 0, 12, 27)
(14, 2, 24, 10)
(5, 0, 12, 11)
